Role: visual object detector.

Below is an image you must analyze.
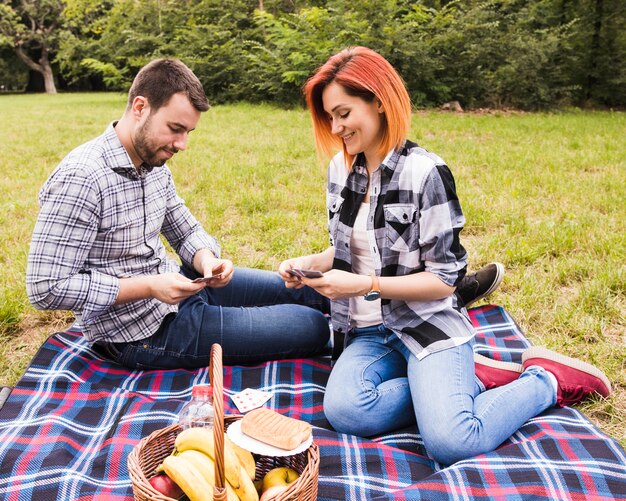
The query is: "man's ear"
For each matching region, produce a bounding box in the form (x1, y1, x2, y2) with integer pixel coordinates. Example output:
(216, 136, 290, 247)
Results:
(131, 96, 148, 119)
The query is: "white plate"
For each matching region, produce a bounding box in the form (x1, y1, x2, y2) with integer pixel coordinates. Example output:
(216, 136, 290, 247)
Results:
(226, 420, 313, 457)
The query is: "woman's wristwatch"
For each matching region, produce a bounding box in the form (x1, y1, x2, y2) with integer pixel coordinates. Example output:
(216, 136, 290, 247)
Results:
(364, 274, 381, 301)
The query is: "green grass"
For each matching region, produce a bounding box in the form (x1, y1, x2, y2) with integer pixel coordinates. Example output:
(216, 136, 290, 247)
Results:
(0, 94, 624, 446)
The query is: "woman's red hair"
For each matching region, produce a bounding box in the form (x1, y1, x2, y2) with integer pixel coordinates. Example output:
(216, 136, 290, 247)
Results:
(304, 46, 412, 167)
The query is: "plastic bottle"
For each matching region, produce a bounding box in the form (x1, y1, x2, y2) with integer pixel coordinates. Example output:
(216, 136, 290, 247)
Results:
(179, 384, 214, 430)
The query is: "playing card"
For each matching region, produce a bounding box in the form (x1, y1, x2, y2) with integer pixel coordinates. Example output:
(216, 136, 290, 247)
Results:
(231, 388, 273, 413)
(286, 269, 322, 278)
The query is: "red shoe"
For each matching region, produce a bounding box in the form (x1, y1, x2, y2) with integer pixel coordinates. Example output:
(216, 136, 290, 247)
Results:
(522, 346, 611, 407)
(474, 353, 523, 390)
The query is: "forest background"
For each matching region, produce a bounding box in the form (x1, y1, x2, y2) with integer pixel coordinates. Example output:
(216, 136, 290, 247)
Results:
(1, 0, 625, 109)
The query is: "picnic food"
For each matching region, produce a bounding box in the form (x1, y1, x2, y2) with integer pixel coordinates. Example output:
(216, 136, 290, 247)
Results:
(263, 466, 300, 494)
(178, 449, 239, 501)
(260, 485, 290, 501)
(240, 408, 312, 450)
(148, 472, 184, 499)
(162, 426, 258, 501)
(162, 454, 213, 501)
(226, 433, 256, 479)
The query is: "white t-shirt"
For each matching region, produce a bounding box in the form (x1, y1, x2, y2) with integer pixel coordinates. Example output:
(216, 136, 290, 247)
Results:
(349, 202, 383, 328)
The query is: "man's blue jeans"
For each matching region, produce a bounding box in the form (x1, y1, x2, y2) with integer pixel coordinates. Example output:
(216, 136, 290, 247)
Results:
(323, 324, 556, 465)
(105, 267, 330, 369)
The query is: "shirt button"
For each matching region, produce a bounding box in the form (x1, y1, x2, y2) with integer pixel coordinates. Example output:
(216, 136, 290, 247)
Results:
(361, 188, 366, 193)
(143, 343, 149, 349)
(403, 213, 408, 220)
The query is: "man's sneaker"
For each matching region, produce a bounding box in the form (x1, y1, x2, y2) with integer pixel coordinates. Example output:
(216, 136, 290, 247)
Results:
(522, 346, 611, 407)
(457, 262, 505, 308)
(474, 353, 523, 390)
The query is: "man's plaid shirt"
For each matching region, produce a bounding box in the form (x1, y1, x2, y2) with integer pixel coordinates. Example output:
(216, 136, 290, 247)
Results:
(327, 140, 475, 359)
(26, 124, 220, 343)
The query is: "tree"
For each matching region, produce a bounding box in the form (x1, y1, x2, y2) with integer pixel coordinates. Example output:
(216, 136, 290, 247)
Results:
(0, 0, 65, 94)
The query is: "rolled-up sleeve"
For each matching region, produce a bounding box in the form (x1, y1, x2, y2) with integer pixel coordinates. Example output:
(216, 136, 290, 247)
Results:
(418, 164, 467, 286)
(26, 167, 119, 323)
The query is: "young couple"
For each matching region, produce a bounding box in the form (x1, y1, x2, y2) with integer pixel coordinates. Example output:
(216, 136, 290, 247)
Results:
(27, 51, 610, 465)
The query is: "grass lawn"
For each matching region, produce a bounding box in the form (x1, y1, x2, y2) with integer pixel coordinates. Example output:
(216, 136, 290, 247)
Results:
(0, 94, 624, 447)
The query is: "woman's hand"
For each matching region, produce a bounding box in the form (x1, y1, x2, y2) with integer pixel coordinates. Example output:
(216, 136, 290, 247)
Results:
(301, 269, 371, 300)
(278, 257, 310, 289)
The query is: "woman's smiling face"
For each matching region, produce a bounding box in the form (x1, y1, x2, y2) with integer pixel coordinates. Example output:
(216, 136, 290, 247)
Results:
(322, 81, 385, 166)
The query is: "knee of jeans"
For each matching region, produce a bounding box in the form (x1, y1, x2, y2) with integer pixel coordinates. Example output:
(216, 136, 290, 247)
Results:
(323, 387, 376, 436)
(421, 423, 478, 465)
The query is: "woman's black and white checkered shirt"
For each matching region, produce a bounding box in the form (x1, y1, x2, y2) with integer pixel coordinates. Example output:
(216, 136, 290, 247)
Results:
(327, 140, 476, 359)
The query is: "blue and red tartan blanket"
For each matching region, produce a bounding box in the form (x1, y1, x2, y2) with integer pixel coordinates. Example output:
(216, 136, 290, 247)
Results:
(0, 304, 625, 500)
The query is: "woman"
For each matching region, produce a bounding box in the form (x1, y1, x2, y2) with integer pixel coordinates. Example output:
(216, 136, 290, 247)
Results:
(278, 46, 610, 465)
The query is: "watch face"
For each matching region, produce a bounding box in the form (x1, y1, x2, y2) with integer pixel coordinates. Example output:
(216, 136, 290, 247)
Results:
(364, 291, 381, 301)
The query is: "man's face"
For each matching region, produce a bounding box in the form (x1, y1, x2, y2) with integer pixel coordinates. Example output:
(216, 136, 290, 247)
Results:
(132, 92, 201, 167)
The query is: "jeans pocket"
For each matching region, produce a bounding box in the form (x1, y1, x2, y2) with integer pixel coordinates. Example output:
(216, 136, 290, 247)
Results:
(117, 339, 166, 370)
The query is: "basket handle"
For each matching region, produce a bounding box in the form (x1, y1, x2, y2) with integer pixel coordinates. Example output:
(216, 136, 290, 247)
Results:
(210, 343, 227, 501)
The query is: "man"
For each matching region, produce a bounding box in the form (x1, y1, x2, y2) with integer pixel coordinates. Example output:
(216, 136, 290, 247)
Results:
(26, 58, 502, 372)
(26, 59, 332, 369)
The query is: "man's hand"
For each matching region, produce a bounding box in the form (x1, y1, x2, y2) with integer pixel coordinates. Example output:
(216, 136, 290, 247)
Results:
(148, 272, 208, 304)
(193, 249, 234, 289)
(116, 272, 208, 305)
(196, 258, 234, 289)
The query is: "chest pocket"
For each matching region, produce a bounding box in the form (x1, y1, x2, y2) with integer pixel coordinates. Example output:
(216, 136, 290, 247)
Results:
(327, 194, 344, 246)
(384, 203, 418, 252)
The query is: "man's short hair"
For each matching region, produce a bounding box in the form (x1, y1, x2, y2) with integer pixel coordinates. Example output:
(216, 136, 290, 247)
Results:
(127, 59, 209, 112)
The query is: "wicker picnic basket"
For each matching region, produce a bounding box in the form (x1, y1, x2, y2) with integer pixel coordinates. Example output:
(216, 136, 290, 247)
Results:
(127, 344, 320, 501)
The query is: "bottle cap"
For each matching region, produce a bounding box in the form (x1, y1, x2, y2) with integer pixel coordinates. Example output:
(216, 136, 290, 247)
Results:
(191, 384, 213, 399)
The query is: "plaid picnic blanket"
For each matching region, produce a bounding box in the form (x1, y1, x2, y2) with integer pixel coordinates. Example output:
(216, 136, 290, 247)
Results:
(0, 304, 625, 500)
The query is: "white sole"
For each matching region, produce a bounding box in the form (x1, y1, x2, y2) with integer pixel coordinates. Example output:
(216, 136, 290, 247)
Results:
(474, 353, 522, 372)
(522, 346, 611, 392)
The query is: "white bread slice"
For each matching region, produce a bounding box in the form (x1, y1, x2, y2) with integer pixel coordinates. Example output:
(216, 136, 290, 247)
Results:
(240, 408, 312, 450)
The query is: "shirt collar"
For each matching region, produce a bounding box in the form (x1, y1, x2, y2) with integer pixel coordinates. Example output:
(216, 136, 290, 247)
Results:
(103, 122, 155, 180)
(350, 141, 407, 179)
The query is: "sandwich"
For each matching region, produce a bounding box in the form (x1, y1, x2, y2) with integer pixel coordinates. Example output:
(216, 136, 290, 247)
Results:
(240, 408, 312, 450)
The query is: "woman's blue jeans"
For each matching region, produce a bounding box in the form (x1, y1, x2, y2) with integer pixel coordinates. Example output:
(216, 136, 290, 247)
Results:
(323, 324, 556, 465)
(106, 267, 330, 369)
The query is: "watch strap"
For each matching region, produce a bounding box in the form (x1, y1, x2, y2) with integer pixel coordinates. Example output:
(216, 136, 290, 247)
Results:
(369, 274, 381, 294)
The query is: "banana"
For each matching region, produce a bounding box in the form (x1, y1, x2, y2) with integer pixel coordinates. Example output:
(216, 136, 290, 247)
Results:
(178, 450, 239, 501)
(227, 464, 258, 501)
(162, 454, 213, 501)
(175, 427, 259, 501)
(225, 434, 256, 480)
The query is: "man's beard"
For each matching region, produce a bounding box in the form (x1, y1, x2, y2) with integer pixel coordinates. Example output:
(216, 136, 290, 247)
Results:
(133, 116, 171, 168)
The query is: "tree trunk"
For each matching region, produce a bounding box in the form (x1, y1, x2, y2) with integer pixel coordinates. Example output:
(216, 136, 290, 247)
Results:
(15, 45, 57, 94)
(42, 64, 57, 94)
(586, 0, 604, 101)
(25, 71, 45, 92)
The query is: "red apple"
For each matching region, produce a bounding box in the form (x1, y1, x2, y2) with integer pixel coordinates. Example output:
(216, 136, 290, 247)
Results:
(149, 473, 184, 499)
